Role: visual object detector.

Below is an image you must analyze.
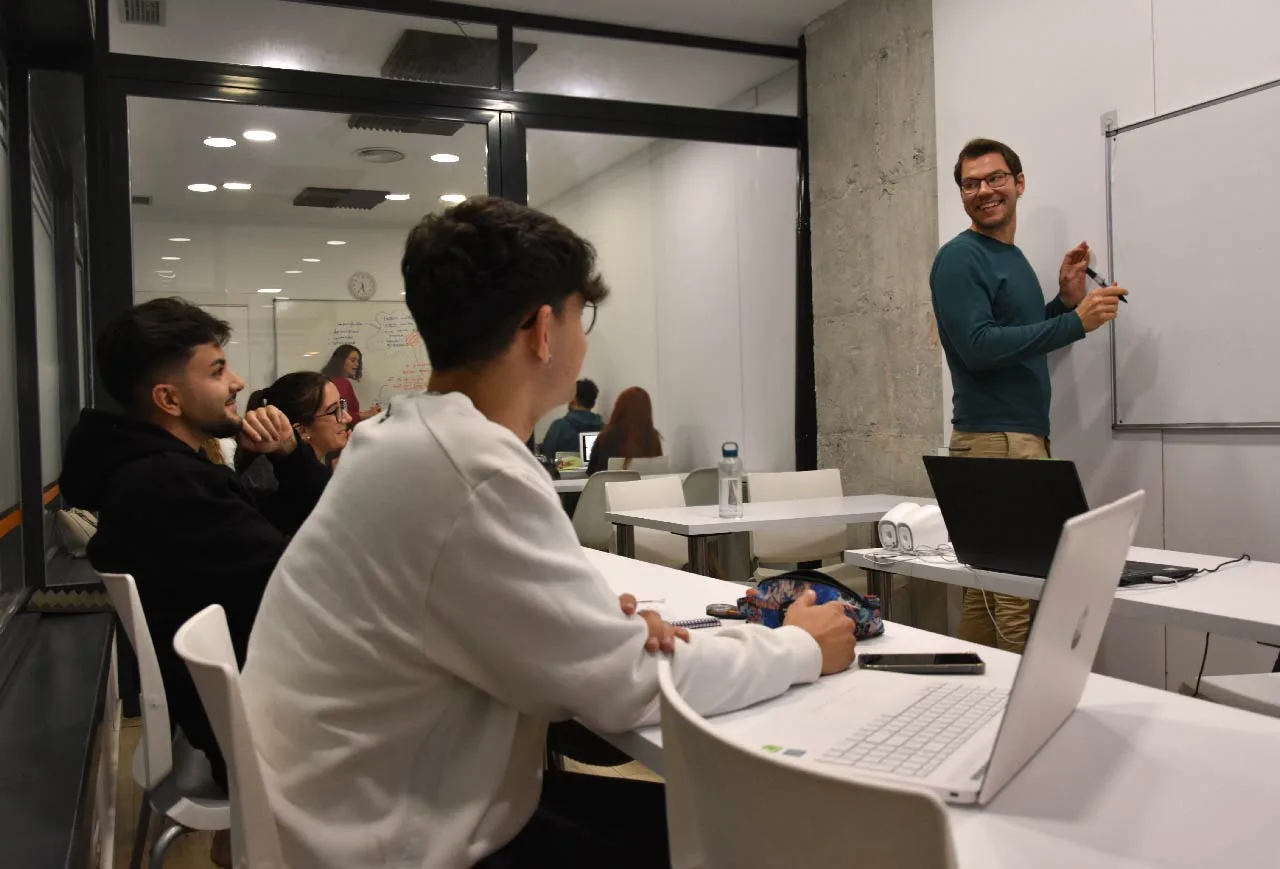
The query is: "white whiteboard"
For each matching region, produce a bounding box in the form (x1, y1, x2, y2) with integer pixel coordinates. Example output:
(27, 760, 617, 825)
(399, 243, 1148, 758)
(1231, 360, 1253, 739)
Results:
(273, 300, 431, 407)
(1111, 80, 1280, 426)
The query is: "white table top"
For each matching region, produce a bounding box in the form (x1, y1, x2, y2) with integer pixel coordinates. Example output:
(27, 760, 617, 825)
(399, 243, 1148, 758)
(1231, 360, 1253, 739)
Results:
(845, 546, 1280, 646)
(552, 478, 589, 493)
(605, 493, 919, 536)
(586, 549, 1280, 869)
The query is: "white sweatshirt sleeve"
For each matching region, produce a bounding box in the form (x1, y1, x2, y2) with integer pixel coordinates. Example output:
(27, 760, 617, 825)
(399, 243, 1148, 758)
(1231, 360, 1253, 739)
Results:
(425, 467, 821, 733)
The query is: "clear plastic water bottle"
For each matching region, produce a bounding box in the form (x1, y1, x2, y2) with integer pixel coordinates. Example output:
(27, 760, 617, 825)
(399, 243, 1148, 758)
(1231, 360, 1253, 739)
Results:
(718, 441, 744, 519)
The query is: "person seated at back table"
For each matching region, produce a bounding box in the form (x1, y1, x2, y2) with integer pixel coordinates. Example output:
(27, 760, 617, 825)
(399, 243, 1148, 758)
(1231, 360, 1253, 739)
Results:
(240, 197, 858, 869)
(540, 377, 603, 461)
(586, 384, 662, 474)
(60, 298, 330, 801)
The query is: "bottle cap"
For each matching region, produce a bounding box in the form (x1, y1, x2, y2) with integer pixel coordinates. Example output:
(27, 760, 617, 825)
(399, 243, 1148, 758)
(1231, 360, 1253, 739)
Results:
(721, 441, 739, 458)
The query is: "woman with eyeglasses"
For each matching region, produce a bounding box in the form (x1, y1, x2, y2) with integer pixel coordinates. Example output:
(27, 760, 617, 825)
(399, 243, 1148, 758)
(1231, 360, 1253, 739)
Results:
(322, 344, 383, 425)
(234, 373, 350, 531)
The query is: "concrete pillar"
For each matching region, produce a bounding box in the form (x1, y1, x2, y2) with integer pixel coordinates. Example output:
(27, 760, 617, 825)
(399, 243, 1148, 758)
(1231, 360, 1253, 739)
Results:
(804, 0, 941, 500)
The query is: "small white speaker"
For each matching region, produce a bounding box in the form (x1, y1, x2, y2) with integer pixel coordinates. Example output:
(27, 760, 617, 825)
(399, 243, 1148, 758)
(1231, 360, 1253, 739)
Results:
(897, 504, 948, 552)
(878, 502, 920, 549)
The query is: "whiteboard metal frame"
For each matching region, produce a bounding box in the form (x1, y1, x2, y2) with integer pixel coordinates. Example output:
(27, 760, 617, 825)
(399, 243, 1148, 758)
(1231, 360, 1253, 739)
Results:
(1104, 77, 1280, 432)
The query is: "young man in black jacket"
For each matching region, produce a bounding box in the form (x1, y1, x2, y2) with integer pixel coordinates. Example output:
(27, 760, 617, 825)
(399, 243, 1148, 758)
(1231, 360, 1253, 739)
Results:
(61, 298, 330, 794)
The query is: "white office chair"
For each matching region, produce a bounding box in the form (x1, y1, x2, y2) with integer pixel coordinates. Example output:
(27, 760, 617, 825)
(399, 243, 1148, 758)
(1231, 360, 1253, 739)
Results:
(101, 574, 230, 869)
(607, 456, 671, 474)
(1197, 672, 1280, 719)
(174, 605, 287, 869)
(657, 659, 958, 869)
(746, 470, 865, 590)
(572, 470, 641, 550)
(606, 476, 689, 569)
(682, 467, 720, 507)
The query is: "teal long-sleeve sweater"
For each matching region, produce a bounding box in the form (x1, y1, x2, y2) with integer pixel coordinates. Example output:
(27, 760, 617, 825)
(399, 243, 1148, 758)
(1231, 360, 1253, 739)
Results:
(930, 230, 1086, 437)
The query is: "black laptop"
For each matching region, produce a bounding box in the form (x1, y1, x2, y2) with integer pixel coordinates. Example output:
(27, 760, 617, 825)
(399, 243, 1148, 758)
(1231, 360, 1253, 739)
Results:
(922, 456, 1193, 585)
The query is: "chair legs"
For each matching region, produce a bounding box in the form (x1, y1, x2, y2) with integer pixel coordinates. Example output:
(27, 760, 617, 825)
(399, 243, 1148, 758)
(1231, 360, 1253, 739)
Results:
(128, 796, 152, 869)
(150, 820, 188, 869)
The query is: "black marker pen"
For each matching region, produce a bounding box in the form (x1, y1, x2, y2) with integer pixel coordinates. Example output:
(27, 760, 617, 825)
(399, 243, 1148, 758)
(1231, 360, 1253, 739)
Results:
(1086, 267, 1128, 302)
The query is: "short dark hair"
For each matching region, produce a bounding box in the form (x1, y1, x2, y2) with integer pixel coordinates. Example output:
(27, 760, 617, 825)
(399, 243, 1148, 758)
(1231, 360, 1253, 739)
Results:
(96, 297, 231, 412)
(575, 378, 599, 409)
(953, 138, 1023, 186)
(322, 344, 362, 381)
(401, 197, 609, 372)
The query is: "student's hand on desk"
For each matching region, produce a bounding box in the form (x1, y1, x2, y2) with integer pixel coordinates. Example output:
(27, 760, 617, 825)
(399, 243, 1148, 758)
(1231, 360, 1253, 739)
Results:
(1076, 285, 1128, 332)
(238, 406, 298, 456)
(1058, 240, 1091, 308)
(619, 593, 690, 653)
(783, 589, 857, 675)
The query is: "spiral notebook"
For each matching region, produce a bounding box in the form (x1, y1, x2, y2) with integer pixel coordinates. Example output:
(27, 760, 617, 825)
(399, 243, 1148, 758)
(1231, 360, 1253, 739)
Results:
(669, 616, 721, 630)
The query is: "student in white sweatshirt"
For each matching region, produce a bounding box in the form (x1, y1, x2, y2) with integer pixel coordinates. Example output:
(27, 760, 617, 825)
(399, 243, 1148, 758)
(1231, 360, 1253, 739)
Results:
(240, 197, 857, 869)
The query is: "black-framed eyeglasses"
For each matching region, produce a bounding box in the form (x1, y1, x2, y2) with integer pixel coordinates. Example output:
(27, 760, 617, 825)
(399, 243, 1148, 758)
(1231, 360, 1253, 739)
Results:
(520, 300, 598, 335)
(319, 398, 348, 421)
(959, 171, 1015, 195)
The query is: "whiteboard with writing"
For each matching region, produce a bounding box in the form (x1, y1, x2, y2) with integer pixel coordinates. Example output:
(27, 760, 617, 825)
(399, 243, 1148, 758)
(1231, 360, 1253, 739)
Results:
(273, 299, 431, 407)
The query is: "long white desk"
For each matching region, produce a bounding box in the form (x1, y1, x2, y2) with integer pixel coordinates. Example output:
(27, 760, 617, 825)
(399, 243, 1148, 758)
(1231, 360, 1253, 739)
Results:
(845, 546, 1280, 646)
(587, 549, 1280, 869)
(552, 478, 589, 494)
(605, 494, 922, 597)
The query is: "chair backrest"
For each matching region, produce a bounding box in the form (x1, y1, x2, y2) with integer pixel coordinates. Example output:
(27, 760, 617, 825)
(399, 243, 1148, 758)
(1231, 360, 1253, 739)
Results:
(101, 573, 174, 788)
(607, 456, 671, 475)
(572, 470, 641, 550)
(682, 467, 720, 507)
(173, 606, 286, 869)
(657, 660, 958, 869)
(747, 469, 846, 565)
(606, 477, 688, 568)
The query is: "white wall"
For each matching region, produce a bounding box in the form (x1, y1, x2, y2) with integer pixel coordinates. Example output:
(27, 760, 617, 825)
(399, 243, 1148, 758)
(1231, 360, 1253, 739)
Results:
(536, 133, 797, 473)
(134, 221, 409, 397)
(932, 0, 1280, 687)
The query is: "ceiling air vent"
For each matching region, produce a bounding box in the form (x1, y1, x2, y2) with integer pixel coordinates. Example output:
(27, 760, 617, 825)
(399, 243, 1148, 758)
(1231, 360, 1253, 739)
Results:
(131, 195, 152, 206)
(348, 115, 464, 137)
(293, 187, 390, 211)
(382, 30, 537, 87)
(120, 0, 165, 26)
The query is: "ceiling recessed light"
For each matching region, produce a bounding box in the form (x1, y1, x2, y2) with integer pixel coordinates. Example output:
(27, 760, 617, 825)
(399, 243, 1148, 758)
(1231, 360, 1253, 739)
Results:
(326, 240, 346, 246)
(302, 351, 319, 357)
(257, 288, 282, 294)
(355, 147, 405, 164)
(440, 194, 466, 204)
(188, 183, 218, 193)
(285, 270, 302, 274)
(243, 129, 277, 142)
(156, 270, 176, 278)
(302, 258, 320, 263)
(430, 153, 460, 163)
(385, 193, 411, 201)
(168, 237, 191, 242)
(161, 256, 181, 261)
(222, 181, 253, 191)
(203, 137, 236, 148)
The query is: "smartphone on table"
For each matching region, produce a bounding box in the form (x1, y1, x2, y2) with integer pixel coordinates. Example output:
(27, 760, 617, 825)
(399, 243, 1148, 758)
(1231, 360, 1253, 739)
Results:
(857, 653, 985, 675)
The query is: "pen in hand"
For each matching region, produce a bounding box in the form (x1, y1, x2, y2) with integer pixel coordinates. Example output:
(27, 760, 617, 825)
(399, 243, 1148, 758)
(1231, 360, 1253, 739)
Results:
(1085, 266, 1128, 302)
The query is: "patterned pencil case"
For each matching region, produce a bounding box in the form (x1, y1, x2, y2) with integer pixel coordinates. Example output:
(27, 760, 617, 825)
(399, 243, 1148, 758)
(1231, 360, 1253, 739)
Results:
(738, 569, 885, 640)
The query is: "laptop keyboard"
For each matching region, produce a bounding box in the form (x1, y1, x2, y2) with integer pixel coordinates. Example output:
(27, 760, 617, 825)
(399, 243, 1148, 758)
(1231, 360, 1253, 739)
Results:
(817, 682, 1008, 778)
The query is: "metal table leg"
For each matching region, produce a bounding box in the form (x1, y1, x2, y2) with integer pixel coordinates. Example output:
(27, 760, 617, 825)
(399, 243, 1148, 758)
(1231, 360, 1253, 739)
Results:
(866, 567, 896, 621)
(688, 535, 715, 576)
(615, 524, 636, 558)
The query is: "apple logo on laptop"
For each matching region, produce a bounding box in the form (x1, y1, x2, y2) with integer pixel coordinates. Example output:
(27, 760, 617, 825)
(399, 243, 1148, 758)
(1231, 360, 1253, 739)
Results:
(1071, 607, 1089, 651)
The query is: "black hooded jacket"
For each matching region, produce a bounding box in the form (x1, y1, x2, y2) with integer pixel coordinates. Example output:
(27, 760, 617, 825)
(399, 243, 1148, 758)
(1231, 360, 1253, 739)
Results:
(61, 409, 329, 785)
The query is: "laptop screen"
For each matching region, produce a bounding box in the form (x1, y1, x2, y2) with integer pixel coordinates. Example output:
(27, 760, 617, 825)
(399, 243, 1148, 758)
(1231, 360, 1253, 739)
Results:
(580, 432, 599, 462)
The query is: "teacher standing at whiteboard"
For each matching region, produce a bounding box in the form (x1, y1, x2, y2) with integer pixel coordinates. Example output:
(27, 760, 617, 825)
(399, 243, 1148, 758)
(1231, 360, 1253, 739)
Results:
(931, 138, 1127, 653)
(322, 344, 383, 424)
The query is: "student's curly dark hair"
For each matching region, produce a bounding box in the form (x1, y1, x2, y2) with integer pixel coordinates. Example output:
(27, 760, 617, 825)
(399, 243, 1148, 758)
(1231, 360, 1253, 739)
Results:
(401, 196, 609, 372)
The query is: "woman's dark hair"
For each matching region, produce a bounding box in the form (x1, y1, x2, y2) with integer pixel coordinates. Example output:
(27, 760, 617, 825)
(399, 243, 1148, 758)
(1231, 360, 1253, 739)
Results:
(96, 297, 232, 412)
(322, 344, 362, 381)
(235, 372, 330, 471)
(401, 196, 609, 372)
(953, 138, 1023, 186)
(600, 386, 661, 461)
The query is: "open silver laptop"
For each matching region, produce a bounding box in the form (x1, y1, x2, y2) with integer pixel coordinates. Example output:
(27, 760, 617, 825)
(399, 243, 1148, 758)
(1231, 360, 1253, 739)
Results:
(758, 490, 1143, 806)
